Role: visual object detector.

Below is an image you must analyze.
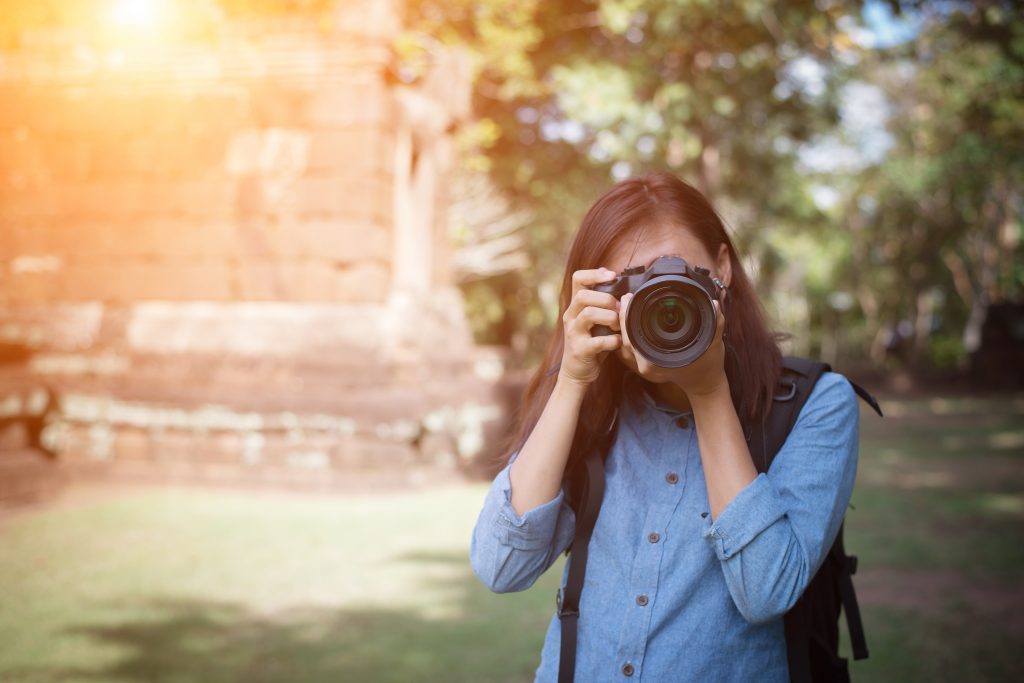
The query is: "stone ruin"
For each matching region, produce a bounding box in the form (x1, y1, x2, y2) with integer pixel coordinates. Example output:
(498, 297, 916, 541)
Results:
(0, 0, 513, 492)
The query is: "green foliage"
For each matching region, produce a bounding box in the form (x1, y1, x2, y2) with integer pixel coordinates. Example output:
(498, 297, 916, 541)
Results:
(412, 0, 1024, 370)
(823, 3, 1024, 365)
(405, 0, 857, 364)
(928, 333, 966, 369)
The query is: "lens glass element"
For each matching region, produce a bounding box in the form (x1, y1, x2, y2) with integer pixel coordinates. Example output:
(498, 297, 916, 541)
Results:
(655, 297, 686, 333)
(641, 289, 701, 351)
(625, 274, 717, 368)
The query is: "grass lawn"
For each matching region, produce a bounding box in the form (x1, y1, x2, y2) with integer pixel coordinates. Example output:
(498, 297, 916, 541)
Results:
(0, 393, 1021, 682)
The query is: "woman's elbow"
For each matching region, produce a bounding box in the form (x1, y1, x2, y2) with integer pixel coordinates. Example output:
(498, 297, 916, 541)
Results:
(471, 554, 538, 594)
(470, 536, 541, 594)
(728, 561, 808, 625)
(733, 593, 792, 625)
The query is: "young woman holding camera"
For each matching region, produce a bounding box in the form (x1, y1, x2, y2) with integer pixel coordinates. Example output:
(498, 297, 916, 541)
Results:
(470, 172, 860, 682)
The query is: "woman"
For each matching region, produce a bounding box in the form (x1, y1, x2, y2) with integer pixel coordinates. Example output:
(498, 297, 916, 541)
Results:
(470, 172, 859, 681)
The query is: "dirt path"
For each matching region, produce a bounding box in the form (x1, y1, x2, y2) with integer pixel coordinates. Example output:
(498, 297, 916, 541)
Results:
(857, 566, 1024, 637)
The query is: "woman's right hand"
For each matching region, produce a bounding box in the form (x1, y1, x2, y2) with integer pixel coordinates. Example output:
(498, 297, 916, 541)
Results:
(558, 268, 622, 387)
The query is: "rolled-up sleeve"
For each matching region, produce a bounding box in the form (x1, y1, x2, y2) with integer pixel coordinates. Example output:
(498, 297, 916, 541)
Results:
(470, 456, 577, 593)
(702, 372, 860, 624)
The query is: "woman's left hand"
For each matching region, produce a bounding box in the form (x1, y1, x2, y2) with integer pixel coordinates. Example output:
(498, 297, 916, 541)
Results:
(617, 293, 729, 397)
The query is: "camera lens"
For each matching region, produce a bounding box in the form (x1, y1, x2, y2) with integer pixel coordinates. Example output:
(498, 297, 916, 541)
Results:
(641, 290, 700, 350)
(654, 297, 686, 334)
(626, 276, 716, 367)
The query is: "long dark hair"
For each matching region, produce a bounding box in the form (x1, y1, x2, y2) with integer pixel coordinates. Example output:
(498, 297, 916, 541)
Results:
(501, 171, 783, 469)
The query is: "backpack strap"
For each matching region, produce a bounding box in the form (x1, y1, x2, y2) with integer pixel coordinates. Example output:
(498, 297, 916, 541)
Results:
(747, 357, 831, 475)
(832, 530, 869, 660)
(749, 357, 831, 683)
(752, 357, 875, 682)
(558, 408, 617, 683)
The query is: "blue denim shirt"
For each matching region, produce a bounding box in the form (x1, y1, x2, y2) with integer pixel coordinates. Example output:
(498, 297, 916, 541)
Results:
(470, 371, 859, 682)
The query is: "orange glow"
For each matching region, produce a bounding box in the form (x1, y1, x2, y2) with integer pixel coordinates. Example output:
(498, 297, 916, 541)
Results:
(110, 0, 168, 32)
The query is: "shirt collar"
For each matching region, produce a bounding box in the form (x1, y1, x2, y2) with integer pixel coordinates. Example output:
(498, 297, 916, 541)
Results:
(624, 372, 693, 418)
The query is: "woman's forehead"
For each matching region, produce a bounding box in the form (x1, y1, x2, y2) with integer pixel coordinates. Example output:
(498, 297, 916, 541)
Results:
(605, 225, 713, 271)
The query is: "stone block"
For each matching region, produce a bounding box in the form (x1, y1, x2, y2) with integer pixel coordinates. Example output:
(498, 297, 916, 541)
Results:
(57, 423, 96, 463)
(152, 429, 196, 463)
(307, 127, 390, 174)
(274, 218, 390, 263)
(1, 222, 59, 259)
(233, 260, 344, 303)
(249, 87, 311, 128)
(0, 303, 103, 350)
(175, 221, 238, 260)
(0, 422, 29, 450)
(54, 262, 116, 301)
(331, 435, 416, 468)
(330, 0, 401, 41)
(305, 82, 395, 128)
(334, 261, 389, 303)
(207, 431, 244, 464)
(114, 427, 152, 462)
(100, 220, 235, 260)
(124, 302, 394, 358)
(287, 174, 390, 221)
(171, 180, 238, 219)
(2, 270, 61, 304)
(274, 262, 339, 303)
(233, 261, 287, 300)
(225, 127, 310, 177)
(0, 88, 26, 129)
(59, 261, 234, 302)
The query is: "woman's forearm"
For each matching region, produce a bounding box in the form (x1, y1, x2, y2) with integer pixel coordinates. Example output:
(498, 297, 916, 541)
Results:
(508, 377, 588, 516)
(689, 381, 758, 519)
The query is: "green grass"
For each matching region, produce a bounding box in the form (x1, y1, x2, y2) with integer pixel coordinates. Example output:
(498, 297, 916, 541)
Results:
(845, 394, 1024, 682)
(0, 485, 562, 683)
(0, 393, 1021, 682)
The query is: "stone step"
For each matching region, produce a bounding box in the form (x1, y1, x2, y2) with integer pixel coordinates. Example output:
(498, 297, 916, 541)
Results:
(0, 449, 68, 507)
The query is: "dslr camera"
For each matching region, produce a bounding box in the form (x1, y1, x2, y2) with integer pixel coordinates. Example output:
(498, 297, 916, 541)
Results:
(591, 255, 722, 368)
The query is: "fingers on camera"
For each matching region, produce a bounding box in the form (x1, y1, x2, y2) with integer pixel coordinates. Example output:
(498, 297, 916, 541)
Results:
(589, 334, 620, 353)
(572, 268, 615, 296)
(566, 289, 617, 319)
(576, 305, 618, 331)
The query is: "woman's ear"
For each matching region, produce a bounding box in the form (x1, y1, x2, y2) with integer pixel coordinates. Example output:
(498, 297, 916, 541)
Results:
(716, 243, 732, 287)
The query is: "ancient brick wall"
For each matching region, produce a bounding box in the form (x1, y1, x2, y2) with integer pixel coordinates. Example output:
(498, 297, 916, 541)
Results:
(0, 1, 510, 487)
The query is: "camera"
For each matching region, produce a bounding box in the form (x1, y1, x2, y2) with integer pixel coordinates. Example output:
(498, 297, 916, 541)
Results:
(591, 255, 721, 368)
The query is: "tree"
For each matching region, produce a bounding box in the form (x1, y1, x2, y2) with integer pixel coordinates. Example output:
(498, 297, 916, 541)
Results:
(827, 1, 1023, 369)
(403, 0, 859, 364)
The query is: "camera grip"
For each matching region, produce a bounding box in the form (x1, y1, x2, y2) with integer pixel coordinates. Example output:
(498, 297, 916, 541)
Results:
(591, 324, 614, 337)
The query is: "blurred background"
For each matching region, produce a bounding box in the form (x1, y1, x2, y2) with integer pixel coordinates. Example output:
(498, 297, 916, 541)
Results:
(0, 1, 1021, 682)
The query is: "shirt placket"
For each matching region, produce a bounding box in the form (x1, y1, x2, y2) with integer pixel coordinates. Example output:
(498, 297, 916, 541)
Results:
(613, 412, 693, 680)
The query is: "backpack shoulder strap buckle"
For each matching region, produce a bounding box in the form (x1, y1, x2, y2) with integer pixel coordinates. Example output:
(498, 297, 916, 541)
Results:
(774, 379, 797, 402)
(556, 587, 579, 619)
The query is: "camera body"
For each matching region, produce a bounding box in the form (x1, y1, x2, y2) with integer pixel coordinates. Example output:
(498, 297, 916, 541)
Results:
(591, 255, 721, 368)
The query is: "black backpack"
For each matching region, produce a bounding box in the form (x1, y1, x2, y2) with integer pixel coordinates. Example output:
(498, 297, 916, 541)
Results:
(557, 357, 883, 683)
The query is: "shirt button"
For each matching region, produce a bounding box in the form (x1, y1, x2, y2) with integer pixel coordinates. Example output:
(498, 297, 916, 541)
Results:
(647, 531, 660, 544)
(665, 471, 679, 485)
(622, 663, 635, 677)
(675, 416, 689, 428)
(636, 594, 649, 606)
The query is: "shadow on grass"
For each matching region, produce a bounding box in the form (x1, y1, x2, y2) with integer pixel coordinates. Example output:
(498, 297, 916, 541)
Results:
(9, 550, 555, 683)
